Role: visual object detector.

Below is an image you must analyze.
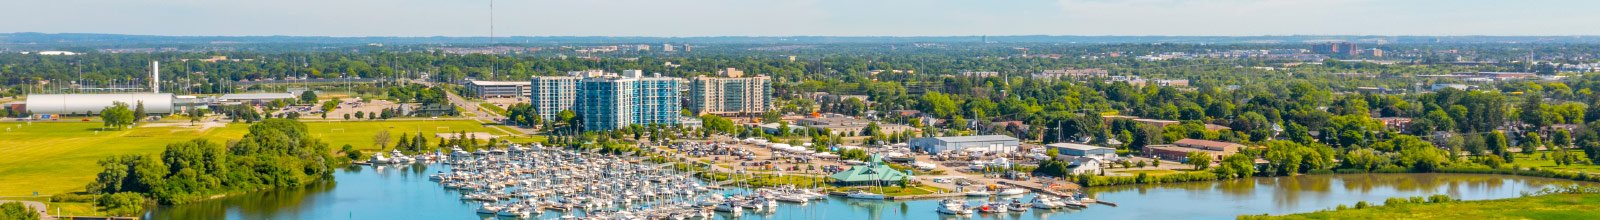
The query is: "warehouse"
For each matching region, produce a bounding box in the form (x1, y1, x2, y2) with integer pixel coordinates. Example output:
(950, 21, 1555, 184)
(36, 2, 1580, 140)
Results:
(909, 135, 1020, 155)
(1048, 143, 1118, 160)
(23, 93, 176, 115)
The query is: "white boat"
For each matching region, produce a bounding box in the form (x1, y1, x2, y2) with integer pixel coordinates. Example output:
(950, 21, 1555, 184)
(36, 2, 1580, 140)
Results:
(1031, 196, 1062, 209)
(713, 201, 743, 216)
(1007, 198, 1029, 212)
(476, 203, 502, 214)
(776, 195, 809, 204)
(1061, 196, 1088, 209)
(845, 190, 886, 200)
(935, 199, 971, 215)
(997, 188, 1029, 196)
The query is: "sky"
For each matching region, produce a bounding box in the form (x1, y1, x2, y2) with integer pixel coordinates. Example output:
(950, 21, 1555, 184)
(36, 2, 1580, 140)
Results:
(2, 0, 1597, 37)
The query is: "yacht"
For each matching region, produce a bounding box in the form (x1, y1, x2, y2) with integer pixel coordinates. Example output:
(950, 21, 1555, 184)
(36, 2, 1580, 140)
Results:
(475, 203, 502, 214)
(1031, 196, 1063, 209)
(935, 199, 971, 215)
(1007, 198, 1029, 212)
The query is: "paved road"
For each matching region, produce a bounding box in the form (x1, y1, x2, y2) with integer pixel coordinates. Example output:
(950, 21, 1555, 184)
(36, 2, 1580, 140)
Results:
(0, 200, 54, 220)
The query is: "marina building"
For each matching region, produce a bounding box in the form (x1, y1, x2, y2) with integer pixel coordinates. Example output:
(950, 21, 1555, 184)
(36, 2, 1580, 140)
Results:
(1048, 143, 1117, 160)
(687, 68, 772, 115)
(909, 135, 1021, 155)
(829, 155, 910, 186)
(465, 80, 532, 98)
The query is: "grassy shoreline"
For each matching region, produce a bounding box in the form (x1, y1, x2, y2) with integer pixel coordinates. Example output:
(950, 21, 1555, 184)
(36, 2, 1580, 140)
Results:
(1245, 192, 1600, 219)
(0, 119, 530, 197)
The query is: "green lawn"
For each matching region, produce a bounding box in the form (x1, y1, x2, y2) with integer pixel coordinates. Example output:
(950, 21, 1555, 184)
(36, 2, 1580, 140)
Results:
(1510, 150, 1600, 174)
(478, 103, 507, 115)
(833, 185, 943, 197)
(0, 119, 539, 197)
(1255, 193, 1600, 219)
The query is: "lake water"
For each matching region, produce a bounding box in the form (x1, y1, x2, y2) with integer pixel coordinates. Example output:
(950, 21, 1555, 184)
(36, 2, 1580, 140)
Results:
(145, 163, 1590, 220)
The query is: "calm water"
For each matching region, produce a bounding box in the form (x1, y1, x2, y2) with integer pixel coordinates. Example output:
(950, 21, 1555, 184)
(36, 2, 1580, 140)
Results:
(146, 163, 1590, 220)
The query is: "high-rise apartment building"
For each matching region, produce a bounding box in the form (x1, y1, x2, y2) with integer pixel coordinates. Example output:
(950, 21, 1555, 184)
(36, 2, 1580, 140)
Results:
(575, 71, 684, 131)
(529, 74, 582, 120)
(688, 68, 772, 116)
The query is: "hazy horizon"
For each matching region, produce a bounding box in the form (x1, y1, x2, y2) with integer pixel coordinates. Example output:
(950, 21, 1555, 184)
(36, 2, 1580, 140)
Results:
(4, 0, 1597, 37)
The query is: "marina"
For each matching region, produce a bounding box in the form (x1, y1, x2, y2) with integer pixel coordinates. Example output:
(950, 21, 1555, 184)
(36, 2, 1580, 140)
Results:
(141, 142, 1594, 219)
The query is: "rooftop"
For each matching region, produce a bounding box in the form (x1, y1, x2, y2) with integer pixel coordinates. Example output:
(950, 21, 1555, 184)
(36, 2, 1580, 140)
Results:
(218, 93, 295, 100)
(1173, 139, 1244, 152)
(1047, 143, 1112, 151)
(468, 80, 532, 86)
(927, 135, 1019, 143)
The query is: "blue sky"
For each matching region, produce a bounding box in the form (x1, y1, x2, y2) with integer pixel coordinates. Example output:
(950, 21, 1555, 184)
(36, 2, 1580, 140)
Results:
(2, 0, 1596, 37)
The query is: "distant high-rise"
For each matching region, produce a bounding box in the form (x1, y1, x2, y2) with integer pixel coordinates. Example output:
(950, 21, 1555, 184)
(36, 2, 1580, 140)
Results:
(662, 44, 676, 52)
(1312, 42, 1361, 56)
(688, 68, 771, 116)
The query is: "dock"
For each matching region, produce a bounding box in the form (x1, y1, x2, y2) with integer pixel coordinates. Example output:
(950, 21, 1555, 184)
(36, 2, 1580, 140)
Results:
(824, 191, 967, 200)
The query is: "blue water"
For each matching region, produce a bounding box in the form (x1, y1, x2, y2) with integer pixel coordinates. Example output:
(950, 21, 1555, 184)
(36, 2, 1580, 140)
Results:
(146, 163, 1590, 220)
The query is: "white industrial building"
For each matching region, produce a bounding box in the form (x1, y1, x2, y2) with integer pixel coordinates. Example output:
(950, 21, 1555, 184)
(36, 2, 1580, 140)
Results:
(24, 93, 176, 115)
(465, 80, 532, 98)
(909, 135, 1021, 155)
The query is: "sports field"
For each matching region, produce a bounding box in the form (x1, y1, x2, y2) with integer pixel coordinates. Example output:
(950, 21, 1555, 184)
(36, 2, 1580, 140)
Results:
(0, 119, 538, 196)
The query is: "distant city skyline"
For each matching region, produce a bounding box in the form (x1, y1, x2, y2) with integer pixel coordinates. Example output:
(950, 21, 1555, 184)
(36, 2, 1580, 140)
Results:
(3, 0, 1597, 37)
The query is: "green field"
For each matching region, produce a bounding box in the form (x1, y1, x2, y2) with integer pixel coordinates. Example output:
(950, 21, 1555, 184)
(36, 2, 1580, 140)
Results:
(1254, 193, 1600, 219)
(0, 119, 539, 196)
(1511, 151, 1600, 173)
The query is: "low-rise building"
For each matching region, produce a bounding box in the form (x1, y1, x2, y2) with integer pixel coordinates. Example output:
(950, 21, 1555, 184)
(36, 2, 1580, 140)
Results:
(465, 80, 532, 98)
(909, 135, 1020, 155)
(1048, 143, 1117, 160)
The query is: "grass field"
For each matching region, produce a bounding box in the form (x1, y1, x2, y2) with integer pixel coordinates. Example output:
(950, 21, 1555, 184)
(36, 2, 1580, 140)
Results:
(1255, 193, 1600, 219)
(1511, 150, 1600, 173)
(0, 119, 540, 197)
(478, 103, 507, 115)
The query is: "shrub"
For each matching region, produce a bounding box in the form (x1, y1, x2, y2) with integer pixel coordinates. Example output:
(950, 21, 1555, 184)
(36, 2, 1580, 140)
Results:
(98, 192, 146, 217)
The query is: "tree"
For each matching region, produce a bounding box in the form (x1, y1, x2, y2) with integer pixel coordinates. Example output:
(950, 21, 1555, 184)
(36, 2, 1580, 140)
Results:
(300, 91, 318, 103)
(1521, 132, 1544, 154)
(1185, 151, 1212, 170)
(1, 201, 42, 220)
(343, 113, 351, 120)
(99, 192, 145, 217)
(187, 108, 205, 126)
(101, 102, 135, 130)
(1214, 154, 1257, 179)
(373, 130, 391, 148)
(133, 101, 146, 121)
